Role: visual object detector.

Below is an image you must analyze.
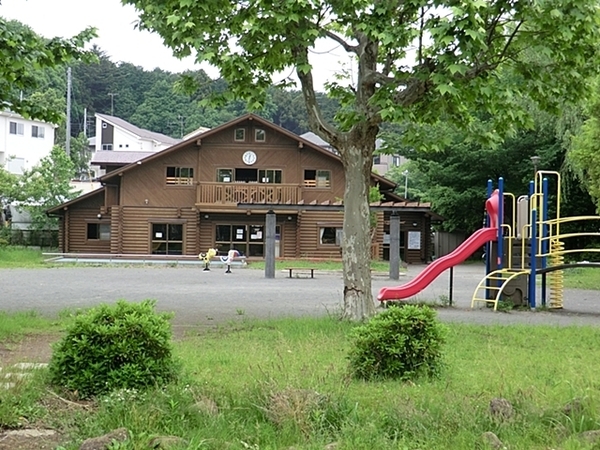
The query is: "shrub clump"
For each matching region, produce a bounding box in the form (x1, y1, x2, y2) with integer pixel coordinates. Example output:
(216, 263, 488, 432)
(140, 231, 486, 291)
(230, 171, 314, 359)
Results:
(348, 305, 446, 381)
(49, 300, 177, 397)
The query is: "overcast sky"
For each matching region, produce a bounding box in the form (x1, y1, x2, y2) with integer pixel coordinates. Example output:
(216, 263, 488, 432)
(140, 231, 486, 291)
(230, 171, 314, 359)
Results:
(1, 0, 349, 91)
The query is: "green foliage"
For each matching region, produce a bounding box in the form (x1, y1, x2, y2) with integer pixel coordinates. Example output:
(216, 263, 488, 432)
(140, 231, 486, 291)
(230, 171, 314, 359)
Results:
(49, 300, 178, 398)
(0, 18, 96, 122)
(348, 305, 446, 381)
(16, 146, 79, 231)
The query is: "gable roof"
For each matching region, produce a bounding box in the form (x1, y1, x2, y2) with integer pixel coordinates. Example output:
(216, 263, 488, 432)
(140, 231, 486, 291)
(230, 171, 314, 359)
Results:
(96, 113, 180, 146)
(91, 150, 155, 166)
(46, 187, 105, 215)
(100, 113, 397, 190)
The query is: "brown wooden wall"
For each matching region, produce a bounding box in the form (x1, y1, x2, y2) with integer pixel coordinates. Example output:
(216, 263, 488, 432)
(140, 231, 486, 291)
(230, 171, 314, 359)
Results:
(120, 146, 198, 207)
(64, 209, 111, 253)
(197, 118, 346, 203)
(297, 211, 344, 259)
(109, 206, 198, 255)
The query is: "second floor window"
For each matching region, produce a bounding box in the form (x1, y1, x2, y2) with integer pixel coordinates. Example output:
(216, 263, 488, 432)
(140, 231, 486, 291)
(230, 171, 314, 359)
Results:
(373, 154, 381, 165)
(166, 166, 194, 185)
(31, 125, 45, 138)
(234, 128, 245, 141)
(304, 169, 331, 188)
(9, 122, 24, 135)
(259, 169, 282, 184)
(255, 128, 266, 142)
(101, 144, 113, 151)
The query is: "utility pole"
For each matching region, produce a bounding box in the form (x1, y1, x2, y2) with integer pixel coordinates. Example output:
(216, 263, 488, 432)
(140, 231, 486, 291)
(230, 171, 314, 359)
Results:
(66, 67, 72, 157)
(177, 115, 185, 138)
(83, 107, 87, 137)
(108, 93, 117, 116)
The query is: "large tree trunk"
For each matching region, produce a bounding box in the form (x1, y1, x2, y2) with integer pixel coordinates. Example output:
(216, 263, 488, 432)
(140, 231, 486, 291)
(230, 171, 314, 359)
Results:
(339, 132, 378, 321)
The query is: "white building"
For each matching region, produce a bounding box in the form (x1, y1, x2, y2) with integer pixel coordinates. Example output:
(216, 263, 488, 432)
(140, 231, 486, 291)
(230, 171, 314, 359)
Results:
(94, 113, 180, 153)
(0, 111, 56, 175)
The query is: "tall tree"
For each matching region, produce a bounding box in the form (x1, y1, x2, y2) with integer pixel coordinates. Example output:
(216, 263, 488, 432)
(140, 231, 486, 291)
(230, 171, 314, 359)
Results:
(0, 18, 96, 123)
(16, 146, 79, 230)
(124, 0, 599, 319)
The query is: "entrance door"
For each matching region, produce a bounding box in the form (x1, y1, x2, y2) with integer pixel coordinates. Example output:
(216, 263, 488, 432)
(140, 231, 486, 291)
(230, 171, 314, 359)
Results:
(215, 223, 281, 257)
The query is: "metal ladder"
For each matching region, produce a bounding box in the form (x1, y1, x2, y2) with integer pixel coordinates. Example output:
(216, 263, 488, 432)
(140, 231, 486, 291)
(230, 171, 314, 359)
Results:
(471, 269, 530, 311)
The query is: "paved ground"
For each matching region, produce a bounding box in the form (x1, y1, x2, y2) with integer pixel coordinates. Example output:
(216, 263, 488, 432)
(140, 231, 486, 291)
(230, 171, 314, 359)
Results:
(1, 263, 600, 329)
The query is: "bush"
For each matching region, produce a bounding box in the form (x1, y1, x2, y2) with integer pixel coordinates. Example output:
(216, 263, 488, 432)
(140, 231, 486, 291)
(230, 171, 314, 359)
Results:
(49, 300, 178, 398)
(347, 305, 446, 381)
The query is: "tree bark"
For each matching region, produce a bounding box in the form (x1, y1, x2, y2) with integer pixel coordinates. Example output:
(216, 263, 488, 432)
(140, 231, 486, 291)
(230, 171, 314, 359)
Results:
(339, 129, 378, 321)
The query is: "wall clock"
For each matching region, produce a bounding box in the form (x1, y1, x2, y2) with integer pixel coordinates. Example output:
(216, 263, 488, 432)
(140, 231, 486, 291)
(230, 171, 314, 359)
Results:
(242, 150, 257, 165)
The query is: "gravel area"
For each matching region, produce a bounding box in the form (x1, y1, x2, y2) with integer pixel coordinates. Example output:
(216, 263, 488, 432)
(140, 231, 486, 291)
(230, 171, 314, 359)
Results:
(1, 263, 599, 328)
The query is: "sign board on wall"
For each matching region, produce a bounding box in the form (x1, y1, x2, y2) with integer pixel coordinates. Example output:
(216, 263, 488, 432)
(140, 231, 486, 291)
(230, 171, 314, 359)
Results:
(408, 231, 421, 250)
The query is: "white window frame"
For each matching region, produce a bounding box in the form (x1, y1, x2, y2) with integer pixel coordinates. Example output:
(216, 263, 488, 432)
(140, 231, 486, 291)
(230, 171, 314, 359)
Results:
(9, 121, 24, 136)
(31, 125, 45, 138)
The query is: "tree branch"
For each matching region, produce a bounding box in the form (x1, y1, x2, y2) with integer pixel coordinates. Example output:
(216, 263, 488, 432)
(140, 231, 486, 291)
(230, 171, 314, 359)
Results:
(324, 29, 358, 54)
(292, 45, 342, 148)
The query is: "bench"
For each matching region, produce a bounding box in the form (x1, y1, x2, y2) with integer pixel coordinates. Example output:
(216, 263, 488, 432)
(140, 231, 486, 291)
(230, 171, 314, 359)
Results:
(285, 267, 315, 278)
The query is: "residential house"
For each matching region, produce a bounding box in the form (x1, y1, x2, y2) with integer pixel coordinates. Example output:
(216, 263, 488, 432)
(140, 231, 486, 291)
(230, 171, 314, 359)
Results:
(0, 111, 55, 175)
(300, 132, 405, 177)
(49, 114, 439, 263)
(91, 113, 181, 177)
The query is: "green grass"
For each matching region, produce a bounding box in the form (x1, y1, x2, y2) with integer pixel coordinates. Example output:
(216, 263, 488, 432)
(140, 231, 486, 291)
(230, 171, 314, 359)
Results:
(0, 246, 49, 268)
(563, 267, 600, 290)
(4, 313, 600, 449)
(0, 310, 60, 341)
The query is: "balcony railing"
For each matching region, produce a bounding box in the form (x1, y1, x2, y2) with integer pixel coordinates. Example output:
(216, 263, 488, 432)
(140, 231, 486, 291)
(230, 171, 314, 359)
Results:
(197, 182, 301, 205)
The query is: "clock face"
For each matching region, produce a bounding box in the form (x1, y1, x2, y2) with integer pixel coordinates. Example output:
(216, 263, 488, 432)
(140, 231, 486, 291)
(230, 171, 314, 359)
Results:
(242, 150, 257, 165)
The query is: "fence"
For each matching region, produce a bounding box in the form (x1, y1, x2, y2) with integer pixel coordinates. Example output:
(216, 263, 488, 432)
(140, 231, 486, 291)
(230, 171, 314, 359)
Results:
(0, 228, 59, 248)
(433, 231, 468, 259)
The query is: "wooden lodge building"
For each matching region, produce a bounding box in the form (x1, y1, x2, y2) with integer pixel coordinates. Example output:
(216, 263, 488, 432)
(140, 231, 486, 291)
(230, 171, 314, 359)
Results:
(48, 114, 440, 264)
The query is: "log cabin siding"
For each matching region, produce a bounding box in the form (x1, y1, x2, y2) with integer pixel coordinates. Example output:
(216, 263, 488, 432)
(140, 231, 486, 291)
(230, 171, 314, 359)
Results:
(117, 206, 198, 255)
(298, 211, 344, 259)
(282, 219, 297, 259)
(64, 209, 111, 253)
(120, 147, 198, 207)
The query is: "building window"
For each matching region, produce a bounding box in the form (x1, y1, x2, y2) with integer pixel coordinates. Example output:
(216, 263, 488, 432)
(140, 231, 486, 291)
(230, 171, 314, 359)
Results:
(215, 224, 279, 257)
(392, 156, 401, 167)
(217, 168, 233, 183)
(258, 169, 282, 184)
(101, 144, 113, 151)
(373, 154, 381, 165)
(255, 128, 265, 142)
(87, 223, 111, 241)
(31, 125, 45, 138)
(304, 169, 331, 188)
(166, 166, 194, 185)
(9, 122, 24, 135)
(151, 223, 183, 255)
(319, 227, 343, 245)
(234, 128, 245, 141)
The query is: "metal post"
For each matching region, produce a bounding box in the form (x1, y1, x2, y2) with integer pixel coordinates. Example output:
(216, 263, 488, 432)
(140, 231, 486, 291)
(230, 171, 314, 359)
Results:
(389, 212, 400, 280)
(449, 266, 454, 306)
(497, 177, 504, 270)
(529, 209, 537, 308)
(66, 67, 71, 157)
(485, 179, 492, 299)
(541, 177, 549, 306)
(265, 210, 276, 279)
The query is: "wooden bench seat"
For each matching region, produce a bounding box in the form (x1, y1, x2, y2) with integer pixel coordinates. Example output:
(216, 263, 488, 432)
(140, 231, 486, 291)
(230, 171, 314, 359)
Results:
(285, 267, 315, 278)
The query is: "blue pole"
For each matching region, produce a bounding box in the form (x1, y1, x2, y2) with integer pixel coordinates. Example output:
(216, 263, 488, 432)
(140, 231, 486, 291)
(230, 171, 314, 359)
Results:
(529, 208, 537, 308)
(497, 177, 504, 270)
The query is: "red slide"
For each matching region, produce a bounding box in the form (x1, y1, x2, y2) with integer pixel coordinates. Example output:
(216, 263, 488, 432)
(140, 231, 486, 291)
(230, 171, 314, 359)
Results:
(377, 228, 498, 301)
